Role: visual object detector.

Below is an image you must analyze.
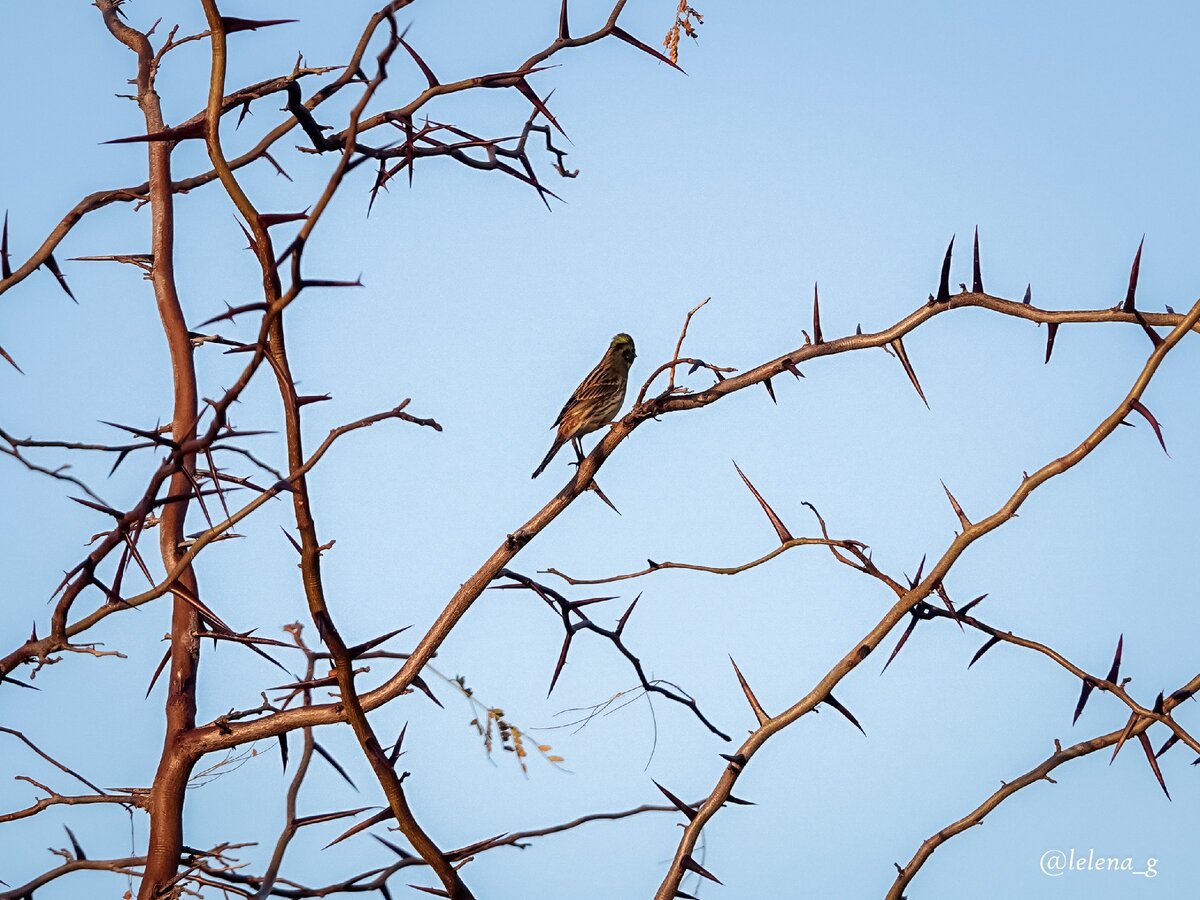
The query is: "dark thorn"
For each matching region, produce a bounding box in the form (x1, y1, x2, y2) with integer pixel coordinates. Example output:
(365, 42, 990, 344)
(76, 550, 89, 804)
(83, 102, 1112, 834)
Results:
(972, 226, 983, 293)
(812, 282, 823, 344)
(548, 632, 573, 696)
(968, 635, 1001, 668)
(399, 37, 439, 88)
(103, 120, 206, 144)
(730, 656, 770, 725)
(313, 740, 359, 791)
(652, 780, 698, 820)
(409, 675, 443, 708)
(610, 26, 686, 73)
(823, 692, 865, 734)
(890, 337, 929, 408)
(1123, 236, 1144, 312)
(1128, 399, 1169, 456)
(63, 825, 86, 860)
(958, 593, 988, 616)
(881, 616, 919, 674)
(388, 723, 408, 765)
(936, 235, 954, 302)
(616, 594, 640, 634)
(1105, 634, 1124, 685)
(1044, 322, 1059, 364)
(732, 461, 794, 543)
(1071, 677, 1095, 726)
(0, 344, 23, 374)
(0, 210, 11, 279)
(1155, 733, 1180, 759)
(679, 855, 722, 884)
(43, 253, 77, 302)
(221, 17, 299, 33)
(1133, 310, 1164, 348)
(1136, 732, 1171, 800)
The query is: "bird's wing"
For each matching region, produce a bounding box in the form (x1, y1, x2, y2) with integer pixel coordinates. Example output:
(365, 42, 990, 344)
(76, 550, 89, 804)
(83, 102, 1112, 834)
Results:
(552, 360, 621, 427)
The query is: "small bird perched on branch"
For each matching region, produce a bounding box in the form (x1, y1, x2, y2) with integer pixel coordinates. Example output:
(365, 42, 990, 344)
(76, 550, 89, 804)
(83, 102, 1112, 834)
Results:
(532, 333, 637, 479)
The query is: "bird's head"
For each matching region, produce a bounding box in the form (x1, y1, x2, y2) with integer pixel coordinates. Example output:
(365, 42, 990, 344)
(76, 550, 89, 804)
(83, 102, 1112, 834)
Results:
(610, 333, 636, 367)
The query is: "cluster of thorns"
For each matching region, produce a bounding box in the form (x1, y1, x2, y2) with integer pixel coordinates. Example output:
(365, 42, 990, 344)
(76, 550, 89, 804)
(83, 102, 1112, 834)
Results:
(1, 2, 1196, 899)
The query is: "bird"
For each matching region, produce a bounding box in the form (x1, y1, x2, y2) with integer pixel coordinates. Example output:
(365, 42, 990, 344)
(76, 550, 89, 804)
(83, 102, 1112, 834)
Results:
(532, 333, 636, 479)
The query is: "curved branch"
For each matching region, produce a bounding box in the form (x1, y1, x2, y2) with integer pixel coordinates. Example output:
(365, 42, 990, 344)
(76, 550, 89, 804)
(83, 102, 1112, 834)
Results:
(887, 670, 1200, 898)
(652, 293, 1200, 898)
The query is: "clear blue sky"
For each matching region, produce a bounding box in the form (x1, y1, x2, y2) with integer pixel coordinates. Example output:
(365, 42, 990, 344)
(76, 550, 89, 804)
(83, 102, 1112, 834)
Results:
(2, 3, 1198, 898)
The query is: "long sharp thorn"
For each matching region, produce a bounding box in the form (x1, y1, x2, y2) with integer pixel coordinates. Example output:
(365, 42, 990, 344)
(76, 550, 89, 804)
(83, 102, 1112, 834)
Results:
(941, 480, 971, 529)
(610, 26, 686, 73)
(616, 594, 640, 634)
(823, 692, 865, 734)
(558, 0, 569, 39)
(548, 632, 572, 696)
(1071, 677, 1095, 725)
(1128, 399, 1169, 456)
(515, 79, 566, 136)
(220, 17, 299, 33)
(1133, 310, 1163, 348)
(968, 635, 1001, 668)
(730, 656, 770, 725)
(0, 344, 23, 374)
(935, 583, 963, 630)
(936, 235, 954, 302)
(1044, 322, 1059, 364)
(44, 253, 76, 302)
(652, 780, 698, 820)
(763, 376, 777, 404)
(882, 616, 919, 674)
(280, 527, 303, 556)
(278, 732, 289, 770)
(388, 723, 408, 765)
(1155, 733, 1180, 759)
(958, 593, 988, 616)
(1136, 732, 1171, 800)
(1022, 283, 1031, 305)
(145, 647, 171, 698)
(323, 809, 394, 850)
(972, 226, 983, 293)
(313, 741, 359, 790)
(1109, 713, 1137, 764)
(890, 337, 929, 408)
(812, 282, 823, 344)
(63, 825, 86, 860)
(590, 479, 621, 514)
(399, 37, 438, 88)
(1105, 634, 1124, 684)
(1, 211, 11, 278)
(912, 553, 926, 586)
(1123, 236, 1144, 312)
(409, 675, 442, 708)
(679, 855, 722, 884)
(732, 461, 793, 543)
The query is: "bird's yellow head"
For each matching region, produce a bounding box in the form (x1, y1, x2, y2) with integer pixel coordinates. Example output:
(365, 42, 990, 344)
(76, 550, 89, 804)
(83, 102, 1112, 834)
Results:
(610, 333, 636, 367)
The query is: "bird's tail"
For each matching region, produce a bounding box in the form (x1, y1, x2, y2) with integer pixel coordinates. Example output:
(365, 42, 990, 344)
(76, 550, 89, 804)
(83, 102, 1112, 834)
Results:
(531, 437, 566, 479)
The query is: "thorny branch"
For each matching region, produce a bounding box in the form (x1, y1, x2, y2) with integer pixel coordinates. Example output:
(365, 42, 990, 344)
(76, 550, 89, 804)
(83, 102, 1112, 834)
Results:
(2, 2, 1196, 898)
